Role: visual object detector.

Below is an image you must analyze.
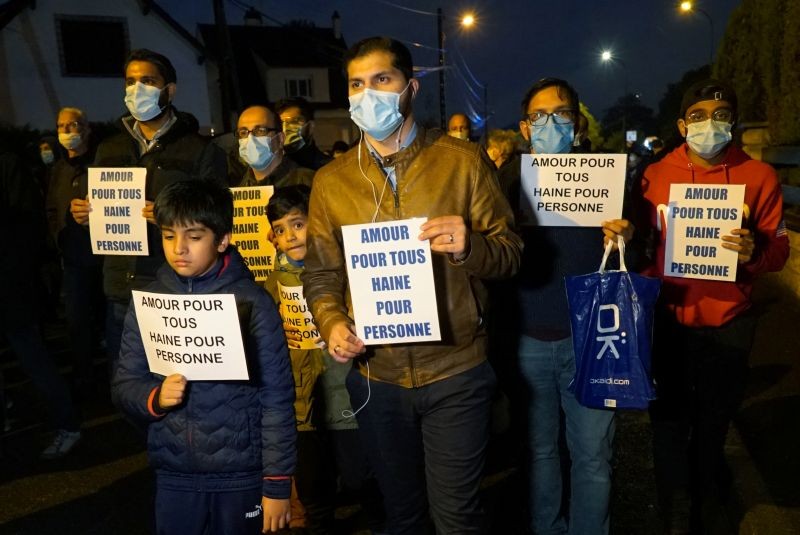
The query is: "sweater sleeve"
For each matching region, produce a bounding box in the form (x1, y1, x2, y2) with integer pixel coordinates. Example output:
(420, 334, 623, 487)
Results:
(248, 291, 296, 499)
(741, 165, 790, 276)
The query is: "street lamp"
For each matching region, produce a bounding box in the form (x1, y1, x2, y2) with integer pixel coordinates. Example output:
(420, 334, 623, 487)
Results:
(436, 8, 478, 129)
(679, 1, 714, 65)
(600, 49, 630, 145)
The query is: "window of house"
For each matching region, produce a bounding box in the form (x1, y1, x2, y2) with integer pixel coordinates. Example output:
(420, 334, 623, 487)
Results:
(56, 15, 129, 77)
(285, 77, 313, 98)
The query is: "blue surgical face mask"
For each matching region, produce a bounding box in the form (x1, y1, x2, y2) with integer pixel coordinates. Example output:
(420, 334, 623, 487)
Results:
(529, 121, 575, 154)
(40, 149, 54, 165)
(238, 134, 276, 171)
(124, 82, 167, 122)
(348, 83, 411, 141)
(685, 119, 732, 159)
(58, 132, 83, 151)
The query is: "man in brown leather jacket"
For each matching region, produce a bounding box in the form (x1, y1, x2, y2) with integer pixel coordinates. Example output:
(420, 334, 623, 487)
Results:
(301, 37, 522, 534)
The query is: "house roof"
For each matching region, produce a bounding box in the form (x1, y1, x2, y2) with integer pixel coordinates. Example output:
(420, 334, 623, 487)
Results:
(0, 0, 205, 59)
(198, 22, 348, 109)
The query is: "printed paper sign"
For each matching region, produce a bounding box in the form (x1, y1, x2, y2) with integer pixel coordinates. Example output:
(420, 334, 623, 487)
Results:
(132, 291, 249, 381)
(277, 282, 321, 350)
(519, 154, 626, 226)
(342, 218, 440, 345)
(231, 186, 276, 281)
(88, 167, 148, 255)
(663, 184, 745, 282)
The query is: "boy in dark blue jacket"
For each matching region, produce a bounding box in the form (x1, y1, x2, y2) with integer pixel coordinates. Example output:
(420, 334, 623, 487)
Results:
(112, 180, 296, 534)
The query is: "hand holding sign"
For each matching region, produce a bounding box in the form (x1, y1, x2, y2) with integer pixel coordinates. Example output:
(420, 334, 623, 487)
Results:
(158, 374, 187, 408)
(721, 228, 754, 264)
(419, 215, 469, 260)
(71, 197, 91, 225)
(143, 200, 156, 225)
(328, 321, 365, 363)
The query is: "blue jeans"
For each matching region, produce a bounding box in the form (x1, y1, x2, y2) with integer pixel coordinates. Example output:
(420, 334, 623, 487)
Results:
(347, 360, 496, 535)
(518, 335, 615, 535)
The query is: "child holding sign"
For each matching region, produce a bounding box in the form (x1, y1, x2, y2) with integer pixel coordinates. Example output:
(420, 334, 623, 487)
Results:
(112, 180, 296, 534)
(264, 185, 384, 533)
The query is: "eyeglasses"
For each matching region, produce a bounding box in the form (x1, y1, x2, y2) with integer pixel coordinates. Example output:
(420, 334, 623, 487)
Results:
(527, 109, 576, 127)
(685, 109, 733, 124)
(281, 117, 306, 127)
(235, 126, 281, 139)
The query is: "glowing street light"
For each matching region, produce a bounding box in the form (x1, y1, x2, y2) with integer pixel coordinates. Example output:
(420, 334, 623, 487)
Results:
(461, 13, 475, 28)
(678, 1, 714, 65)
(601, 50, 612, 62)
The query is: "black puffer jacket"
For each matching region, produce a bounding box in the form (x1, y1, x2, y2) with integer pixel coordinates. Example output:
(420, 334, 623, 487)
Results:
(93, 110, 227, 301)
(111, 248, 296, 498)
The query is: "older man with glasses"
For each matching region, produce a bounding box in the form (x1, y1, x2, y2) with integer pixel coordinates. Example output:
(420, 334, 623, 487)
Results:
(236, 105, 314, 189)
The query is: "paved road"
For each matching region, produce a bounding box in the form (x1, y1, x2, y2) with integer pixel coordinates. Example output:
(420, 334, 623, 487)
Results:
(1, 270, 797, 534)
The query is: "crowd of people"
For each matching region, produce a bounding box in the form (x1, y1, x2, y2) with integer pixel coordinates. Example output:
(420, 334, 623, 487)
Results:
(0, 34, 790, 535)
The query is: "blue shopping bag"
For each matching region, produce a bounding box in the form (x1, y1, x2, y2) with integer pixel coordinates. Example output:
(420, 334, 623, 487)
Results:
(566, 236, 660, 409)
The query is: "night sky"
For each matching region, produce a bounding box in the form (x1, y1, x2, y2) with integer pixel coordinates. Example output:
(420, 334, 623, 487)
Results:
(163, 0, 741, 131)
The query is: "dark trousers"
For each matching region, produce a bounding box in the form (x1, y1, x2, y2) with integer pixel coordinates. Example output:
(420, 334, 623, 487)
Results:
(649, 310, 756, 532)
(3, 322, 78, 431)
(295, 430, 337, 534)
(346, 360, 496, 535)
(62, 262, 105, 385)
(105, 299, 129, 378)
(329, 428, 385, 532)
(155, 485, 263, 535)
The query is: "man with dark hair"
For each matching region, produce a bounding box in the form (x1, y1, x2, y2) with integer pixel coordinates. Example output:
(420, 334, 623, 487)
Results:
(638, 80, 789, 533)
(499, 77, 631, 535)
(302, 36, 522, 534)
(275, 97, 332, 171)
(70, 48, 227, 372)
(236, 105, 314, 188)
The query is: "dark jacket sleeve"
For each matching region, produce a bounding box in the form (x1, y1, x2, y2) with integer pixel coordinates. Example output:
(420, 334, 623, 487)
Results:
(111, 300, 166, 423)
(248, 290, 296, 498)
(193, 142, 228, 186)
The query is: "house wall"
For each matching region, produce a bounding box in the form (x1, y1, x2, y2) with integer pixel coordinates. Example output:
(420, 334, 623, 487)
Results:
(0, 0, 212, 130)
(263, 66, 330, 103)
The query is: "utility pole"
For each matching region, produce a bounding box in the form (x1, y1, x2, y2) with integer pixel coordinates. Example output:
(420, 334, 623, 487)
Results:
(213, 0, 242, 132)
(437, 7, 446, 130)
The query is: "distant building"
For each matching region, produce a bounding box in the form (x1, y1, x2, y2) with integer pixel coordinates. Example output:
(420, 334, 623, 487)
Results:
(199, 10, 358, 149)
(0, 0, 211, 130)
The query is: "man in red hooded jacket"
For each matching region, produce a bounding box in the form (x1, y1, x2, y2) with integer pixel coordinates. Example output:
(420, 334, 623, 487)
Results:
(638, 80, 789, 533)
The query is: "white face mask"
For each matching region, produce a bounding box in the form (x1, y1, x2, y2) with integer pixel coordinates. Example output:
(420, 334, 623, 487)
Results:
(685, 119, 732, 159)
(348, 82, 411, 141)
(238, 134, 276, 171)
(448, 130, 469, 141)
(124, 82, 166, 122)
(58, 132, 83, 151)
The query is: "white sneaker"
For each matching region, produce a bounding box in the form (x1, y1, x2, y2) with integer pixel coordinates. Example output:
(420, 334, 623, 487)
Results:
(41, 429, 81, 460)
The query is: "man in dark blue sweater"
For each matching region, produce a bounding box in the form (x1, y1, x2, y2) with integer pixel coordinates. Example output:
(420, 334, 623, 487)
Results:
(498, 78, 632, 535)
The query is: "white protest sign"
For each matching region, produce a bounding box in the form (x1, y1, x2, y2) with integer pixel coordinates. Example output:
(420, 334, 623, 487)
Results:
(519, 154, 626, 226)
(88, 168, 148, 255)
(277, 282, 321, 350)
(231, 186, 276, 281)
(663, 184, 745, 282)
(132, 291, 249, 380)
(342, 218, 440, 345)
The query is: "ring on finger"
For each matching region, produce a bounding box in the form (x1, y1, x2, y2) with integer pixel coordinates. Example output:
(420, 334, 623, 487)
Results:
(449, 234, 454, 244)
(334, 345, 341, 353)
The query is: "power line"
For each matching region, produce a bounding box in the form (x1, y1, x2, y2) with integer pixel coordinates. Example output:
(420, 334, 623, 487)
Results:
(367, 0, 438, 17)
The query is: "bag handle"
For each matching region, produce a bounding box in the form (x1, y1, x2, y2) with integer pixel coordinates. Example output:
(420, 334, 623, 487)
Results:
(599, 234, 627, 273)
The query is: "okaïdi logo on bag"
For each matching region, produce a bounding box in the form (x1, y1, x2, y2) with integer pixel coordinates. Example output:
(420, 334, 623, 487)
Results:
(595, 304, 626, 360)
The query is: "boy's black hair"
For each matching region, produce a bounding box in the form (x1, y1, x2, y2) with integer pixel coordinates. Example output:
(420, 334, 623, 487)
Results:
(343, 37, 413, 82)
(275, 97, 314, 121)
(125, 49, 177, 85)
(267, 184, 311, 224)
(520, 78, 580, 118)
(155, 180, 233, 242)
